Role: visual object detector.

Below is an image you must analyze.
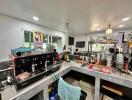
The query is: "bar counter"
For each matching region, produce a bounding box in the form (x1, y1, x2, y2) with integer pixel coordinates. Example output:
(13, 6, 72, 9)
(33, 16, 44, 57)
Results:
(1, 61, 132, 100)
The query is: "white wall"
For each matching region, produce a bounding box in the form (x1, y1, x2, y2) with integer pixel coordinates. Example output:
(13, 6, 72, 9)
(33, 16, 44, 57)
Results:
(75, 30, 132, 51)
(0, 15, 65, 61)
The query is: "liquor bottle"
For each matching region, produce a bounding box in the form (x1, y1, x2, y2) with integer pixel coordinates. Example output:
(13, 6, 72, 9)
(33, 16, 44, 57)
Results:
(116, 47, 124, 70)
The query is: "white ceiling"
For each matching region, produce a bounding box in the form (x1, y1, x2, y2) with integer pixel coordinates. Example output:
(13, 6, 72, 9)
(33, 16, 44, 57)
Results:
(0, 0, 132, 34)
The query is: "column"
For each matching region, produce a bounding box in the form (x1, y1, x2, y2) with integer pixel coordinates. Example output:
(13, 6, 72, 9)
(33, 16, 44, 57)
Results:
(94, 77, 100, 100)
(43, 87, 49, 100)
(65, 23, 69, 51)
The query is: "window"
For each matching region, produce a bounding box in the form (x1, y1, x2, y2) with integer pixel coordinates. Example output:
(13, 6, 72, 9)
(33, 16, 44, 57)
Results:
(52, 36, 59, 43)
(24, 31, 30, 42)
(24, 31, 63, 53)
(24, 31, 33, 48)
(43, 34, 48, 43)
(52, 36, 62, 53)
(24, 31, 49, 49)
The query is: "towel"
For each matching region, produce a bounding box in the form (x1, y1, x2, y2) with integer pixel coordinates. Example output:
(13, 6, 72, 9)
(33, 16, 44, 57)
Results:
(58, 77, 81, 100)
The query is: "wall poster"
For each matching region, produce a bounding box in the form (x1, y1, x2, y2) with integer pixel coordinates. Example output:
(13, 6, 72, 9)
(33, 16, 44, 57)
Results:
(33, 32, 43, 48)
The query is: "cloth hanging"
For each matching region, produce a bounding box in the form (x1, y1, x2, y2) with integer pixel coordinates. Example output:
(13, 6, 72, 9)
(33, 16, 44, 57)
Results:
(58, 77, 81, 100)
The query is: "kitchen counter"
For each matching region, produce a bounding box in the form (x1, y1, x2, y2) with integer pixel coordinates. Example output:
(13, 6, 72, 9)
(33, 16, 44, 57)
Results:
(1, 61, 132, 100)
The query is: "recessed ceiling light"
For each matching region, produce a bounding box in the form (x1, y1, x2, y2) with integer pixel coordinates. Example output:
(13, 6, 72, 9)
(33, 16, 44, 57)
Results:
(94, 24, 98, 26)
(33, 16, 39, 21)
(122, 17, 130, 22)
(119, 25, 125, 28)
(97, 28, 101, 31)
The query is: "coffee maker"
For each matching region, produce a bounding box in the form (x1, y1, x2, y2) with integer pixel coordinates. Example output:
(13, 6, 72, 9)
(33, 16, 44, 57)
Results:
(13, 53, 60, 90)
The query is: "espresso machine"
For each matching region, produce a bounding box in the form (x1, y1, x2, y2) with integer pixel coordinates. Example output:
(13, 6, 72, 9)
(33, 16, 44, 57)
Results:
(13, 53, 61, 90)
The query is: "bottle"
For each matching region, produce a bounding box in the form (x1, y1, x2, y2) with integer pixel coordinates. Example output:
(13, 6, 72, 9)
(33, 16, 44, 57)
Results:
(101, 47, 107, 66)
(7, 75, 12, 83)
(128, 48, 132, 71)
(66, 55, 70, 62)
(53, 58, 57, 65)
(83, 56, 86, 62)
(50, 96, 55, 100)
(106, 51, 112, 67)
(85, 56, 88, 62)
(32, 64, 35, 72)
(96, 53, 101, 65)
(7, 71, 12, 83)
(54, 93, 59, 100)
(116, 47, 124, 70)
(45, 59, 47, 70)
(49, 91, 56, 100)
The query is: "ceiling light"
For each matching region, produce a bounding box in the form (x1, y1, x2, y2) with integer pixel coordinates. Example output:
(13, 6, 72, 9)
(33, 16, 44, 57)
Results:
(33, 16, 39, 21)
(122, 17, 130, 22)
(106, 24, 112, 34)
(119, 24, 125, 28)
(97, 28, 101, 31)
(94, 24, 98, 26)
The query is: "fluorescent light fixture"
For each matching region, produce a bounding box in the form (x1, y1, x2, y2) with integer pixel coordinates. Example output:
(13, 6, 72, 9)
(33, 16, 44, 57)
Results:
(122, 17, 130, 22)
(33, 16, 39, 21)
(119, 24, 125, 28)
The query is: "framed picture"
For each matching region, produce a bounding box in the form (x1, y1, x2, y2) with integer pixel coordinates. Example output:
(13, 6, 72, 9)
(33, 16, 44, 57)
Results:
(128, 33, 132, 41)
(33, 32, 43, 48)
(123, 32, 132, 42)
